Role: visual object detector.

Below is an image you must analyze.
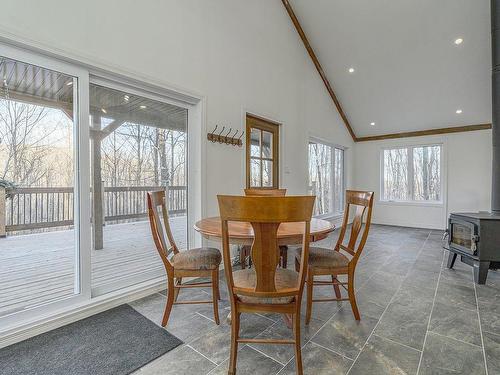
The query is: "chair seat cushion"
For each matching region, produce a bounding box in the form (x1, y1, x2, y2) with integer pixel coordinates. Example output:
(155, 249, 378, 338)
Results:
(172, 247, 221, 270)
(293, 247, 349, 269)
(232, 268, 298, 304)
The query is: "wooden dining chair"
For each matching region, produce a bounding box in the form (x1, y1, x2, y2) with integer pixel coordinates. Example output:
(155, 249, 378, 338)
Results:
(294, 190, 374, 322)
(243, 188, 287, 196)
(218, 195, 315, 375)
(147, 190, 222, 327)
(241, 188, 289, 269)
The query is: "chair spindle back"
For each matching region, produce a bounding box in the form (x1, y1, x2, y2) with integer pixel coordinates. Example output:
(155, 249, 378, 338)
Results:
(335, 190, 374, 262)
(147, 190, 179, 273)
(218, 195, 315, 300)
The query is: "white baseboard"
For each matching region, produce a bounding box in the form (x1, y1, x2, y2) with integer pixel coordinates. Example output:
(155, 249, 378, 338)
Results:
(371, 219, 444, 231)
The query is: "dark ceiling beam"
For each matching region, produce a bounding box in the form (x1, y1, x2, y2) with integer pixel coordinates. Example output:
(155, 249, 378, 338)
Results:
(281, 0, 357, 141)
(355, 123, 492, 142)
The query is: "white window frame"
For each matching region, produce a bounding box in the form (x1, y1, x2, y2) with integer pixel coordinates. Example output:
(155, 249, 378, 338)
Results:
(0, 39, 205, 345)
(0, 42, 91, 328)
(308, 137, 345, 219)
(379, 143, 444, 206)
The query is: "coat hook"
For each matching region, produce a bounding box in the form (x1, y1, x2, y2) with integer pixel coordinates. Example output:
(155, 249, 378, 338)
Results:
(231, 129, 239, 145)
(238, 131, 245, 140)
(225, 128, 232, 144)
(212, 124, 218, 134)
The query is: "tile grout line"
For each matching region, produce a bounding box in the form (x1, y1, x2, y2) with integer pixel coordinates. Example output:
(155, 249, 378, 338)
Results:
(371, 333, 422, 353)
(428, 330, 483, 349)
(275, 307, 345, 374)
(416, 241, 446, 374)
(275, 237, 398, 374)
(307, 340, 356, 361)
(249, 345, 287, 367)
(185, 344, 219, 367)
(346, 231, 433, 375)
(472, 269, 489, 375)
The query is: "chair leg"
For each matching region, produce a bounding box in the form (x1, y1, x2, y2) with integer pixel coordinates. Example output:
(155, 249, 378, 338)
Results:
(332, 275, 341, 299)
(348, 268, 360, 321)
(240, 246, 247, 270)
(162, 276, 175, 327)
(305, 271, 313, 325)
(229, 311, 240, 375)
(280, 245, 288, 269)
(212, 270, 220, 325)
(215, 269, 221, 300)
(293, 305, 303, 375)
(174, 277, 182, 302)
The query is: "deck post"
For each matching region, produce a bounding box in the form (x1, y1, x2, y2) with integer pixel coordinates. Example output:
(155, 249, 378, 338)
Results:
(0, 187, 5, 238)
(92, 116, 104, 250)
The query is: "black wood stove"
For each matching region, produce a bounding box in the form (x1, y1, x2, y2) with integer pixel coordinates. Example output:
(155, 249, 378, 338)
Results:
(446, 212, 500, 284)
(446, 0, 500, 284)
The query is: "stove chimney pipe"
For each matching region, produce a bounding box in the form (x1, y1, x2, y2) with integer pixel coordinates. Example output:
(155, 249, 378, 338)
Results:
(492, 0, 500, 211)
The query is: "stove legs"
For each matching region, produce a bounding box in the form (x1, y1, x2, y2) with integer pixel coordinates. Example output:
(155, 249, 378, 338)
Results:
(447, 251, 490, 284)
(474, 261, 490, 285)
(447, 251, 457, 269)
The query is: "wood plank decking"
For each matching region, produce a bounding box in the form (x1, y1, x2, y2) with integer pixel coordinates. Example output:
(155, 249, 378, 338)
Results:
(0, 217, 187, 317)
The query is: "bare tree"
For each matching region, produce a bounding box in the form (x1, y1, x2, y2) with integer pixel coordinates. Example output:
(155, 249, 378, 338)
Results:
(0, 99, 71, 187)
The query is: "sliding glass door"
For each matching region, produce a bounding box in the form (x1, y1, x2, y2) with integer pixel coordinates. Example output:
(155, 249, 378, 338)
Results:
(89, 82, 188, 296)
(0, 42, 194, 332)
(0, 49, 88, 321)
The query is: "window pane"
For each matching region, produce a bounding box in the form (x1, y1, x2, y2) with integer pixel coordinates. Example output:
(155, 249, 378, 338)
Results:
(383, 148, 409, 201)
(250, 158, 261, 187)
(0, 56, 79, 316)
(262, 131, 273, 159)
(262, 160, 273, 187)
(413, 145, 441, 201)
(308, 142, 332, 215)
(250, 128, 260, 157)
(334, 148, 344, 212)
(89, 83, 188, 295)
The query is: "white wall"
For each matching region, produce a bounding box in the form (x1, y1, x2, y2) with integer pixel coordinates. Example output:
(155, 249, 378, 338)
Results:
(0, 0, 354, 219)
(353, 130, 492, 230)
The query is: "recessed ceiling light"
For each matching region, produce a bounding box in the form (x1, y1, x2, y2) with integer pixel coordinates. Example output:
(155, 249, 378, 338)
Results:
(124, 95, 129, 101)
(348, 67, 355, 73)
(454, 38, 463, 45)
(456, 109, 463, 114)
(66, 81, 73, 86)
(101, 108, 107, 114)
(140, 105, 147, 109)
(370, 122, 375, 126)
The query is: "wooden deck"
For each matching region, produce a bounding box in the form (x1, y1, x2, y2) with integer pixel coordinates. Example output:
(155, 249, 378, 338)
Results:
(0, 217, 187, 317)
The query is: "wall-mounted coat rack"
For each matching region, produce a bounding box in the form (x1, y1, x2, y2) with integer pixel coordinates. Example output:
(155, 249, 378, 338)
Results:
(207, 125, 244, 147)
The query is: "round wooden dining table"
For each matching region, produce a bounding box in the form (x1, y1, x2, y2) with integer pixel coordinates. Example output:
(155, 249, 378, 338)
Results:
(194, 216, 335, 245)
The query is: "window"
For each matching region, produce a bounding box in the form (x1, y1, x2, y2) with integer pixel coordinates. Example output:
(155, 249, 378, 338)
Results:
(308, 140, 344, 216)
(382, 144, 442, 203)
(0, 52, 85, 318)
(89, 82, 188, 296)
(246, 114, 279, 188)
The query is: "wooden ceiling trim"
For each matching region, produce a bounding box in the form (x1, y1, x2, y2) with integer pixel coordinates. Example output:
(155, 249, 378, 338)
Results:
(281, 0, 357, 141)
(355, 123, 492, 142)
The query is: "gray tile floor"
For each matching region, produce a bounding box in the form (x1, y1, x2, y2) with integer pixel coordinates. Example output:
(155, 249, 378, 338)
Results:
(129, 225, 500, 375)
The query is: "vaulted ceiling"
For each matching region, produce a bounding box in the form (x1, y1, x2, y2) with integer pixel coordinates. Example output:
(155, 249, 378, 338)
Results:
(289, 0, 491, 138)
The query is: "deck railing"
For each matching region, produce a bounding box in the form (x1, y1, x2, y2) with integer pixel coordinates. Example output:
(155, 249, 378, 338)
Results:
(1, 185, 186, 234)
